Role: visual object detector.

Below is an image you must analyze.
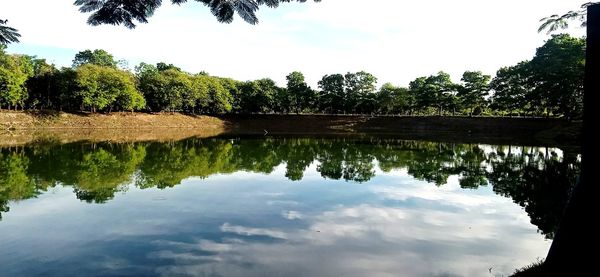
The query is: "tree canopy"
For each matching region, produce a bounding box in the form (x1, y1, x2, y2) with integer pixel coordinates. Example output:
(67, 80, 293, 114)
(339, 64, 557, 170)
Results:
(72, 49, 118, 68)
(0, 34, 586, 118)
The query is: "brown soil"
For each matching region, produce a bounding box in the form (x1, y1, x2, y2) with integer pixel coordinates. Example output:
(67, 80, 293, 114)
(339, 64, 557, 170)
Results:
(223, 114, 581, 148)
(0, 111, 581, 148)
(0, 111, 227, 146)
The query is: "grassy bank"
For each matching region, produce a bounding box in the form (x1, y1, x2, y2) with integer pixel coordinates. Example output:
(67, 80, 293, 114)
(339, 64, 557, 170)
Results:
(0, 111, 581, 147)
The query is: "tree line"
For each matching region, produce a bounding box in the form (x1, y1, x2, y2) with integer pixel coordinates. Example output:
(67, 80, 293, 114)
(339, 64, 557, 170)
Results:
(0, 34, 585, 118)
(1, 137, 580, 239)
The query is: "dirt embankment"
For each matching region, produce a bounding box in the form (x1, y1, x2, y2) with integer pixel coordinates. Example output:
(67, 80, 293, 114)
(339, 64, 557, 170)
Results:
(0, 111, 227, 146)
(0, 111, 581, 148)
(223, 114, 581, 147)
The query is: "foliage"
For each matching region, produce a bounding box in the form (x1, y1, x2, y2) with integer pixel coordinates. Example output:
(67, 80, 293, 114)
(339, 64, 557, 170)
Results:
(538, 2, 598, 34)
(0, 38, 586, 118)
(75, 64, 144, 112)
(73, 49, 118, 68)
(529, 34, 585, 119)
(237, 78, 277, 113)
(0, 19, 20, 45)
(490, 63, 531, 116)
(286, 71, 315, 113)
(344, 71, 378, 113)
(0, 48, 33, 109)
(409, 72, 456, 115)
(376, 83, 412, 115)
(74, 0, 322, 28)
(458, 71, 490, 116)
(25, 58, 60, 110)
(490, 34, 585, 118)
(317, 74, 345, 113)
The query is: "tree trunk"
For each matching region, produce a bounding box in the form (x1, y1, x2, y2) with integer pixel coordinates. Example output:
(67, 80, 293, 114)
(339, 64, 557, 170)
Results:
(545, 4, 598, 275)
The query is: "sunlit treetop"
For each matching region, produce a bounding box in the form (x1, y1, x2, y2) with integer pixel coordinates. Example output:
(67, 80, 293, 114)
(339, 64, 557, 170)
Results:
(74, 0, 322, 28)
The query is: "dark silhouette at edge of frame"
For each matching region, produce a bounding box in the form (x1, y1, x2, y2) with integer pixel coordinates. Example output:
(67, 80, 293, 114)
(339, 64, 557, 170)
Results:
(520, 3, 600, 277)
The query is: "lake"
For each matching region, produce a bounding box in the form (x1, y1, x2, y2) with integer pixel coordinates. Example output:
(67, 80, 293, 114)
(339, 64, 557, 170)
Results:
(0, 137, 579, 276)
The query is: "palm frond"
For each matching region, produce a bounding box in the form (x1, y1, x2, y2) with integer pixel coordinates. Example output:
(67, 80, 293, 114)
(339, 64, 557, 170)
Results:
(74, 0, 321, 28)
(0, 19, 21, 45)
(538, 2, 600, 34)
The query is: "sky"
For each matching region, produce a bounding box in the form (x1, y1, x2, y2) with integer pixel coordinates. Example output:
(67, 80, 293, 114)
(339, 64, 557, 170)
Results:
(1, 0, 586, 87)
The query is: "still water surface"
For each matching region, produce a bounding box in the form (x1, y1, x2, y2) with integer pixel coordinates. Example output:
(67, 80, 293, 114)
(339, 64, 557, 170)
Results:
(0, 138, 579, 276)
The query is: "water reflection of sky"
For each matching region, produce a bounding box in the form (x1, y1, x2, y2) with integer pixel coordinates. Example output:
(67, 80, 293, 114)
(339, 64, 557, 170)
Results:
(0, 162, 550, 277)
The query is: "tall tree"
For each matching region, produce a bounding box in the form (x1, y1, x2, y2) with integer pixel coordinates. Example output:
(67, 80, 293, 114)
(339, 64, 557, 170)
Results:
(74, 0, 321, 28)
(458, 71, 490, 116)
(410, 72, 455, 116)
(489, 62, 532, 116)
(344, 71, 378, 114)
(72, 49, 118, 68)
(75, 64, 143, 112)
(237, 78, 278, 113)
(530, 34, 585, 119)
(376, 83, 412, 115)
(286, 71, 314, 113)
(318, 74, 345, 114)
(0, 48, 33, 110)
(25, 58, 60, 110)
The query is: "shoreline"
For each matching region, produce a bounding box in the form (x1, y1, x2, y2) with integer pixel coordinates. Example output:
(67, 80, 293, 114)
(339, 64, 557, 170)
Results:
(0, 111, 581, 148)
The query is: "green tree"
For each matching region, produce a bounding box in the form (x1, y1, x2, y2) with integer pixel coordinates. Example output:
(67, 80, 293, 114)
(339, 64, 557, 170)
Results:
(238, 78, 278, 113)
(376, 83, 412, 115)
(156, 62, 181, 72)
(410, 72, 455, 115)
(54, 68, 79, 111)
(72, 49, 118, 68)
(529, 34, 585, 119)
(135, 62, 162, 111)
(344, 71, 378, 114)
(490, 63, 532, 116)
(204, 76, 233, 114)
(25, 58, 60, 110)
(458, 71, 490, 116)
(286, 71, 315, 113)
(136, 63, 185, 112)
(161, 69, 192, 113)
(75, 64, 143, 112)
(318, 74, 345, 113)
(0, 49, 33, 110)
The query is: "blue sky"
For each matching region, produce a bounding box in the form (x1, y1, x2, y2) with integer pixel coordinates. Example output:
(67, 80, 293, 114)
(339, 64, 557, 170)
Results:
(1, 0, 585, 87)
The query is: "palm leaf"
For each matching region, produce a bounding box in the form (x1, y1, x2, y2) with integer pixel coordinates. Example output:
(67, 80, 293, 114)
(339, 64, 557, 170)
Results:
(74, 0, 321, 28)
(538, 2, 600, 34)
(0, 19, 21, 45)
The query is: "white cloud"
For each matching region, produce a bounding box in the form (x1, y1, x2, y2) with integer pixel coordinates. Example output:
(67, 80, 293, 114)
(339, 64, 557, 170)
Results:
(221, 222, 288, 239)
(150, 201, 549, 277)
(282, 210, 304, 220)
(1, 0, 586, 87)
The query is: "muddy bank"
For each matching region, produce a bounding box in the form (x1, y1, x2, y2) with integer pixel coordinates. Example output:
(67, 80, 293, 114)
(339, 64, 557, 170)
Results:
(223, 115, 581, 148)
(0, 112, 581, 148)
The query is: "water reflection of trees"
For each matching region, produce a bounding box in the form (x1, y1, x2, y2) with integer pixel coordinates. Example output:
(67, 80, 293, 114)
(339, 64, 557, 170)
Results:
(0, 138, 579, 238)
